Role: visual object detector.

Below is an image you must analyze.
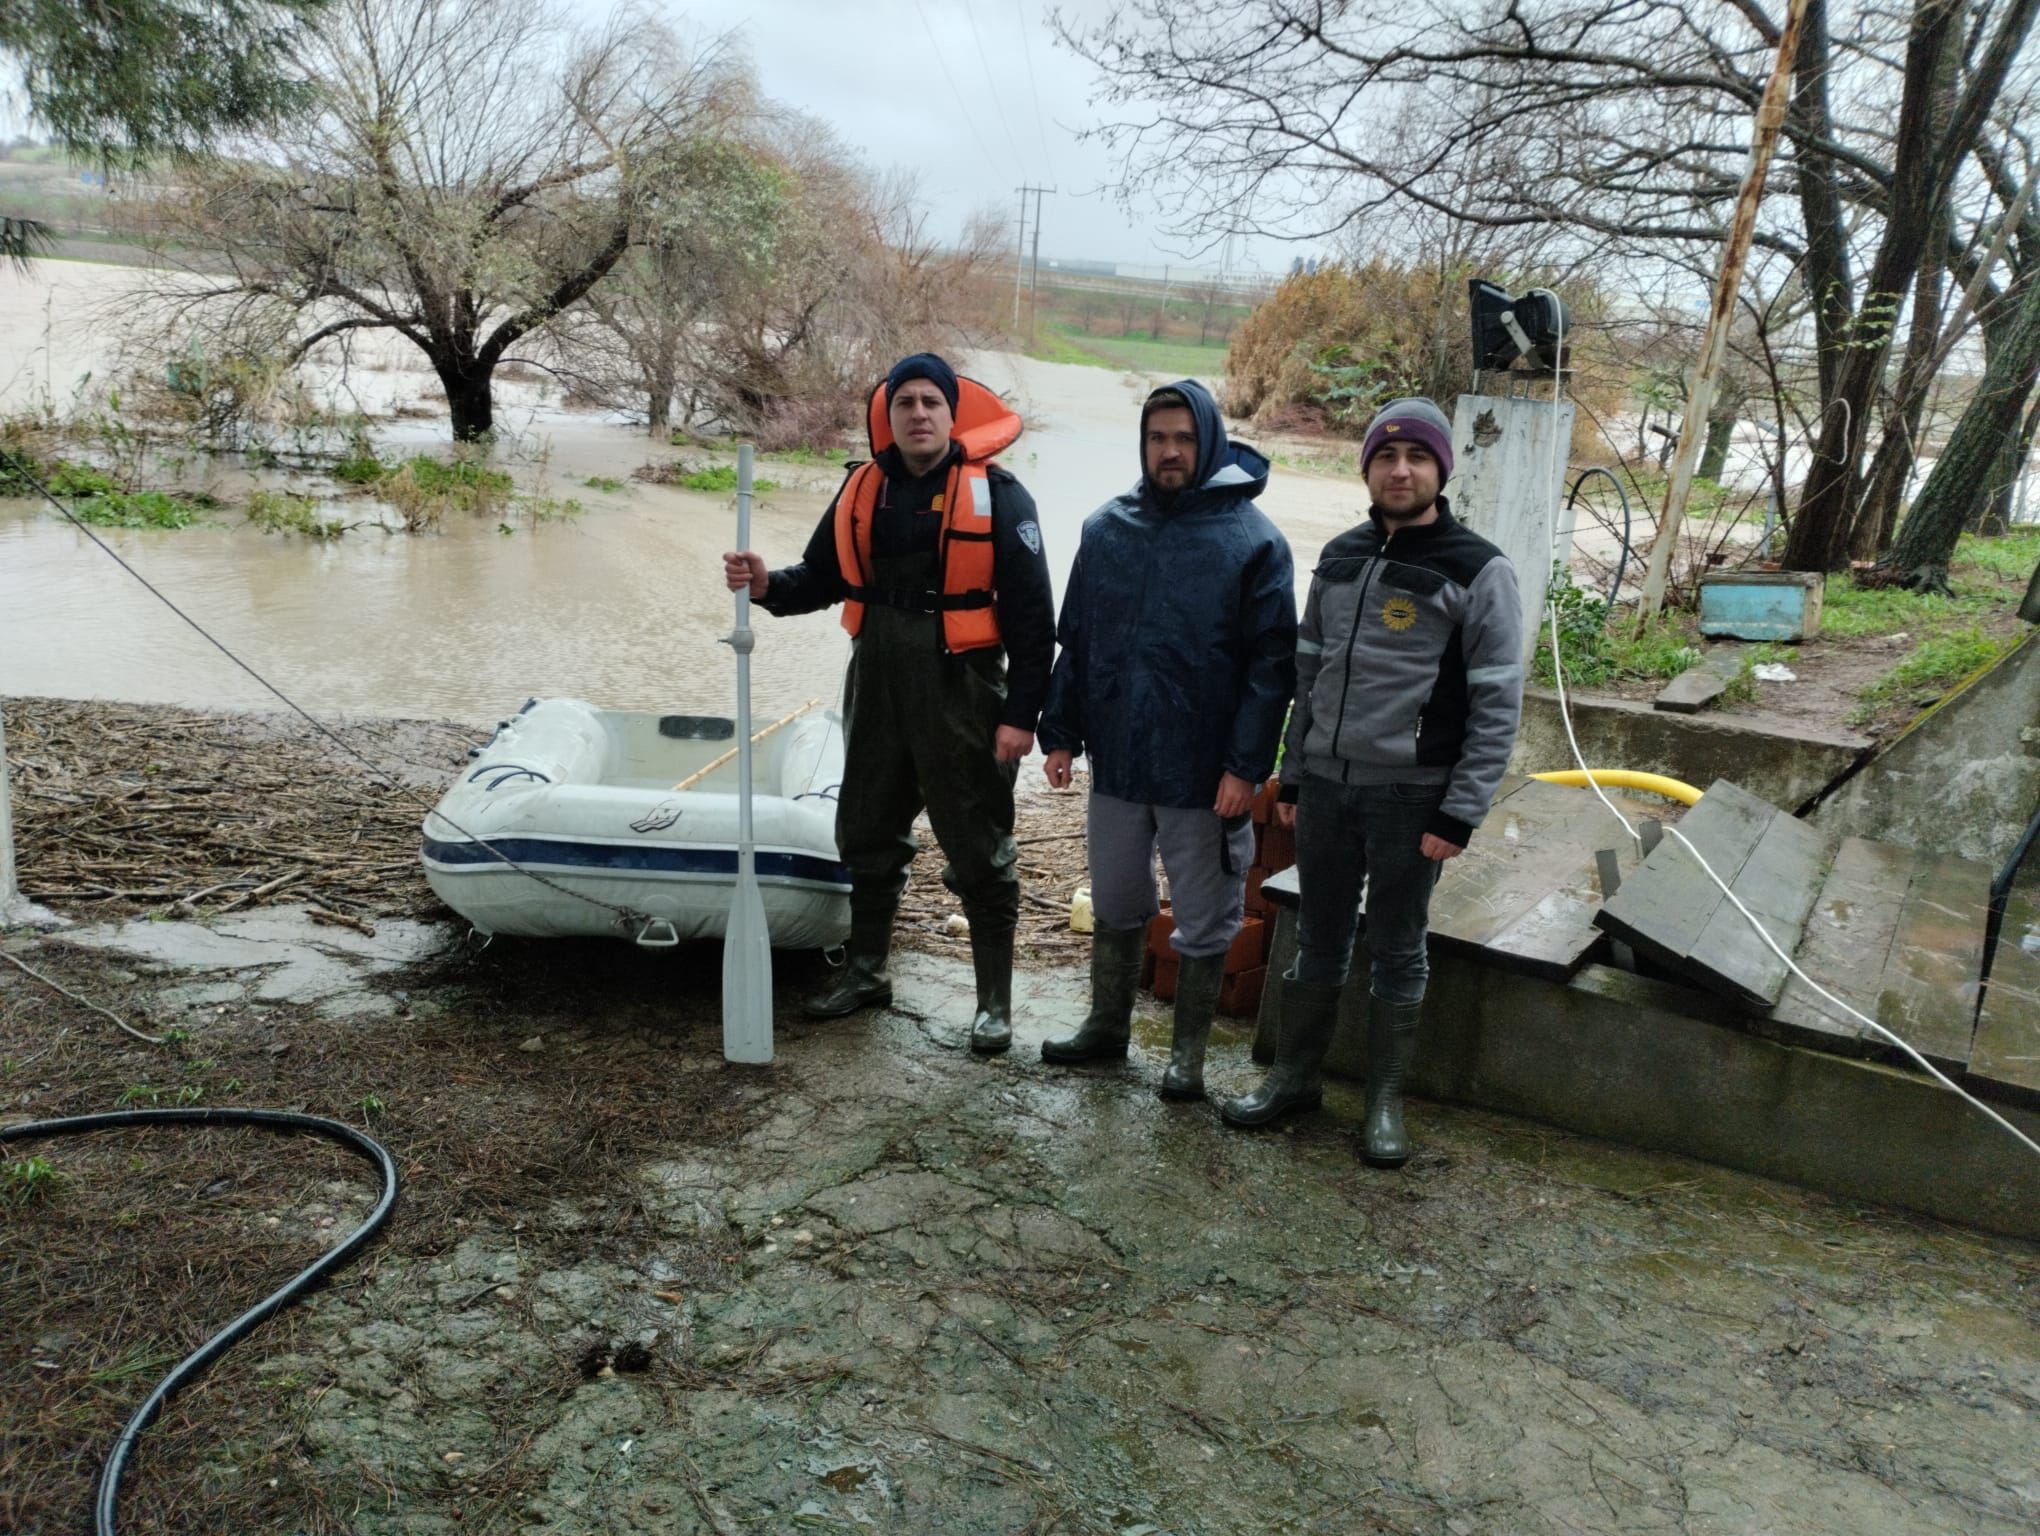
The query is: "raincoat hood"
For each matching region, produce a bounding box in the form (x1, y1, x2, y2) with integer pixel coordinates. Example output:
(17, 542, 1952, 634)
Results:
(1139, 378, 1269, 511)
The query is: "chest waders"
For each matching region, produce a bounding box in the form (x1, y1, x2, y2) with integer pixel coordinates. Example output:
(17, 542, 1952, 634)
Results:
(805, 545, 1021, 1052)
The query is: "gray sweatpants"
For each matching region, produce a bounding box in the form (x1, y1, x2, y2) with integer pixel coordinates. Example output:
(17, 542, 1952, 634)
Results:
(1087, 791, 1255, 958)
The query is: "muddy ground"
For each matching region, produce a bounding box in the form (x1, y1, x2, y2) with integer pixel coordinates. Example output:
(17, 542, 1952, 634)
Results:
(5, 702, 2039, 1535)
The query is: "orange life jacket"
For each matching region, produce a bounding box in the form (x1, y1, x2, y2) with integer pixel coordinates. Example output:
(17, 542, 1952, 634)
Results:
(833, 374, 1023, 655)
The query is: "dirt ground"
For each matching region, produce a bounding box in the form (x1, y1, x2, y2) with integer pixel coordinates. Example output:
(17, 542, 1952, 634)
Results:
(4, 699, 2039, 1535)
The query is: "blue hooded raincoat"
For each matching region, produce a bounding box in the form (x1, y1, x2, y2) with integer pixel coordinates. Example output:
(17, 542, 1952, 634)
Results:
(1038, 379, 1297, 808)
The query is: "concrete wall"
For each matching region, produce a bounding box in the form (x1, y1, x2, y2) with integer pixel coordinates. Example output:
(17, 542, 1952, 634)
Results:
(1812, 628, 2040, 869)
(1252, 914, 2040, 1239)
(1512, 688, 1871, 811)
(1449, 394, 1577, 671)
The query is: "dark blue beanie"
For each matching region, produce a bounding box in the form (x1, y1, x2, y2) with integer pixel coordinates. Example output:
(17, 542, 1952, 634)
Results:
(886, 352, 960, 414)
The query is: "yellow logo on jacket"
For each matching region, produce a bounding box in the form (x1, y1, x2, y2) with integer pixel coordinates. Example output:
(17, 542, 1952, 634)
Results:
(1381, 594, 1418, 632)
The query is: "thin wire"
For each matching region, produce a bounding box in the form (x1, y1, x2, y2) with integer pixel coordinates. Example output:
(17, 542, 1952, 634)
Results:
(912, 0, 1009, 173)
(1532, 325, 2040, 1162)
(959, 0, 1030, 170)
(1011, 0, 1058, 179)
(0, 948, 163, 1043)
(1, 449, 650, 932)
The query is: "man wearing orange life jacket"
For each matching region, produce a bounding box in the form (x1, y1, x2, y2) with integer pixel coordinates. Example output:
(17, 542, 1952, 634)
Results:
(723, 354, 1054, 1052)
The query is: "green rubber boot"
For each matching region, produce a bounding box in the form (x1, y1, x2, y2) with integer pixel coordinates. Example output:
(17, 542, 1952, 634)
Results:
(805, 912, 894, 1018)
(1159, 952, 1225, 1100)
(1361, 994, 1424, 1167)
(1218, 975, 1341, 1128)
(968, 929, 1015, 1055)
(1040, 922, 1145, 1063)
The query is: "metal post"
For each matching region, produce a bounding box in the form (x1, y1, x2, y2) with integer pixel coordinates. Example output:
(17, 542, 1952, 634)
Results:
(0, 702, 59, 930)
(1637, 0, 1810, 624)
(1011, 187, 1028, 328)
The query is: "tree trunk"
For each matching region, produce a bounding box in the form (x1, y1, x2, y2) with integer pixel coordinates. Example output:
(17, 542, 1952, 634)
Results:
(1790, 0, 1853, 411)
(647, 388, 671, 438)
(1874, 257, 2040, 588)
(435, 354, 496, 443)
(1783, 0, 1970, 573)
(1970, 377, 2038, 534)
(1698, 410, 1735, 480)
(1851, 222, 1950, 560)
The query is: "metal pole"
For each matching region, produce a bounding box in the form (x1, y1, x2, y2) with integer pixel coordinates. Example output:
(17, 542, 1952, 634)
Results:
(721, 444, 773, 1064)
(0, 702, 58, 930)
(1011, 187, 1027, 329)
(1637, 0, 1811, 624)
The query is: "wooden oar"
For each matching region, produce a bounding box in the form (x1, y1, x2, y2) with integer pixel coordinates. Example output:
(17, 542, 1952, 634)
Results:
(721, 443, 775, 1066)
(671, 698, 822, 792)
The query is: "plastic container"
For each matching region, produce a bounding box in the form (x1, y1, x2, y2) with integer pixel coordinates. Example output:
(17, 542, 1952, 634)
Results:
(1070, 885, 1094, 933)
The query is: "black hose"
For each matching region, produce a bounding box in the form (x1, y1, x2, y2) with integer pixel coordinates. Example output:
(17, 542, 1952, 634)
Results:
(1567, 466, 1633, 606)
(0, 1107, 400, 1535)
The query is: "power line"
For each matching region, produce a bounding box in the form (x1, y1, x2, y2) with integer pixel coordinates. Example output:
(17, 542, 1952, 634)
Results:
(959, 0, 1030, 170)
(1011, 0, 1057, 180)
(911, 0, 1007, 174)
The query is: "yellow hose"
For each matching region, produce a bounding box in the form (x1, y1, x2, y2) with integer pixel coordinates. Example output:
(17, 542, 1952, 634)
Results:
(1530, 769, 1703, 806)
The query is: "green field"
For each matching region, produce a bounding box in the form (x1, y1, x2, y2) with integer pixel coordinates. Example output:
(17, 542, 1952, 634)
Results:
(1028, 324, 1230, 380)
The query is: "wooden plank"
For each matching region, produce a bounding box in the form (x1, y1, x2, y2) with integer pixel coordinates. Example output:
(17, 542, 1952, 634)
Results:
(1969, 885, 2040, 1101)
(1594, 780, 1775, 987)
(1765, 837, 1915, 1056)
(1680, 804, 1833, 1009)
(1653, 644, 1746, 714)
(1876, 852, 1993, 1072)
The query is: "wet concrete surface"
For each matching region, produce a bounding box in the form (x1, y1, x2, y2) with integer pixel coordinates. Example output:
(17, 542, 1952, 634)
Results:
(90, 943, 2036, 1536)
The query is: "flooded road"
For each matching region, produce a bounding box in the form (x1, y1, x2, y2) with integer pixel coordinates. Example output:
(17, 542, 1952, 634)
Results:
(0, 267, 1364, 724)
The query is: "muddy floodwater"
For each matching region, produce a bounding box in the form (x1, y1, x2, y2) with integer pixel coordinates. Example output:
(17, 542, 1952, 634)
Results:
(1, 261, 1363, 725)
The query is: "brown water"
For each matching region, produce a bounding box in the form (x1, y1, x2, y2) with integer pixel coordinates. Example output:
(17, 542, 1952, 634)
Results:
(0, 312, 1364, 724)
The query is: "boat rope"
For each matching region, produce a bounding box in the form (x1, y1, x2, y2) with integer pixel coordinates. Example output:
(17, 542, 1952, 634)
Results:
(1, 449, 655, 934)
(1, 1108, 399, 1536)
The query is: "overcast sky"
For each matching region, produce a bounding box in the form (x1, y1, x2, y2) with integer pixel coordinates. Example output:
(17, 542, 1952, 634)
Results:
(629, 0, 1294, 273)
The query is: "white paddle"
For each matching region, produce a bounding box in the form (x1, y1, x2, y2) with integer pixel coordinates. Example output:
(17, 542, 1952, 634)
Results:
(721, 443, 774, 1064)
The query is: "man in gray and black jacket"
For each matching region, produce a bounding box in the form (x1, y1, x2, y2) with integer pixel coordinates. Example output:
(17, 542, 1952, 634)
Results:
(1219, 397, 1523, 1166)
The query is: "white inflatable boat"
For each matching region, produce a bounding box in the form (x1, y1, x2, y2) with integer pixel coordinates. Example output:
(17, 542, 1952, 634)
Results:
(421, 698, 851, 948)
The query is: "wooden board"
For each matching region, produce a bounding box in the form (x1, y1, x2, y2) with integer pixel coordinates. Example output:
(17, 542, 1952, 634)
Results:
(1256, 777, 1630, 981)
(1654, 645, 1746, 714)
(1765, 837, 1916, 1056)
(1762, 841, 1992, 1073)
(1876, 851, 1993, 1071)
(1969, 885, 2040, 1101)
(1594, 779, 1832, 1010)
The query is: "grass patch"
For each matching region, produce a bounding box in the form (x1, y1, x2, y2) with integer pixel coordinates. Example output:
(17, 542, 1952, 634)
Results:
(1852, 626, 2013, 723)
(1951, 529, 2040, 585)
(1532, 565, 1702, 687)
(330, 450, 385, 485)
(1031, 325, 1232, 379)
(245, 489, 346, 539)
(635, 459, 780, 493)
(67, 488, 216, 529)
(375, 454, 514, 529)
(3, 1156, 61, 1210)
(759, 444, 850, 468)
(583, 475, 626, 493)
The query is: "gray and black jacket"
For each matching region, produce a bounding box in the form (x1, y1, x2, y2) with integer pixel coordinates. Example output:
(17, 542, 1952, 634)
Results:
(1278, 496, 1523, 847)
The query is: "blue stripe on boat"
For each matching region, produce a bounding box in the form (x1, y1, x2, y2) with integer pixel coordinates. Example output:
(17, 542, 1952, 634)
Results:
(422, 836, 851, 889)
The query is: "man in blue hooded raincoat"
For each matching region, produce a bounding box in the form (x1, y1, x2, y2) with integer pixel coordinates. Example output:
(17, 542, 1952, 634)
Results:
(1036, 380, 1296, 1099)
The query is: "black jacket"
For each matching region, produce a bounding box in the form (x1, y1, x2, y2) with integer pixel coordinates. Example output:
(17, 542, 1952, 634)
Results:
(1038, 379, 1296, 807)
(758, 444, 1056, 733)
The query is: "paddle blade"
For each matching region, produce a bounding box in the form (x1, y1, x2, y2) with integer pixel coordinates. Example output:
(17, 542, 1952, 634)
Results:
(721, 868, 774, 1064)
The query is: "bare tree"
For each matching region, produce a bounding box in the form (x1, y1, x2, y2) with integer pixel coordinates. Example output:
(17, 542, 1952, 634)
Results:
(1054, 0, 2040, 575)
(152, 0, 740, 440)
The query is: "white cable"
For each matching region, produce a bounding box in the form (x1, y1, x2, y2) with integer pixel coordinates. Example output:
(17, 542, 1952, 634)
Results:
(1530, 301, 2039, 1163)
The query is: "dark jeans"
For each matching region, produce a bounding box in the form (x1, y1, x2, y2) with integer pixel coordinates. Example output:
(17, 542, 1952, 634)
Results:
(1292, 775, 1445, 1004)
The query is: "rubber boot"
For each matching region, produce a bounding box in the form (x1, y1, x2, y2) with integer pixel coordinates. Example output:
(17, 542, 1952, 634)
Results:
(1159, 952, 1225, 1100)
(1362, 994, 1425, 1167)
(1218, 975, 1342, 1127)
(1040, 922, 1145, 1063)
(804, 913, 894, 1018)
(968, 929, 1015, 1055)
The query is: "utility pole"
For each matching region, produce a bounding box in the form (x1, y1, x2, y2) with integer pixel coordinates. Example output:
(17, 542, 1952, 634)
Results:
(1016, 184, 1055, 343)
(1637, 0, 1810, 625)
(1, 703, 59, 929)
(1011, 187, 1029, 329)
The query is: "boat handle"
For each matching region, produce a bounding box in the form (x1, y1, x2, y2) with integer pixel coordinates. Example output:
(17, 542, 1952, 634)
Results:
(634, 919, 680, 949)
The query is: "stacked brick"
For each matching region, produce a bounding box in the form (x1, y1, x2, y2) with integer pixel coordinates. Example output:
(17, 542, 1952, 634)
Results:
(1142, 779, 1295, 1018)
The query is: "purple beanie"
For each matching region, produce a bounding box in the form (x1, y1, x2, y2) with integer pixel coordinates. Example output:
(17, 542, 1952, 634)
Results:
(1362, 398, 1454, 481)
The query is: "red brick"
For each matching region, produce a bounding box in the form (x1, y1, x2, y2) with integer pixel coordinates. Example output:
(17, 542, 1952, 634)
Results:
(1220, 965, 1265, 1018)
